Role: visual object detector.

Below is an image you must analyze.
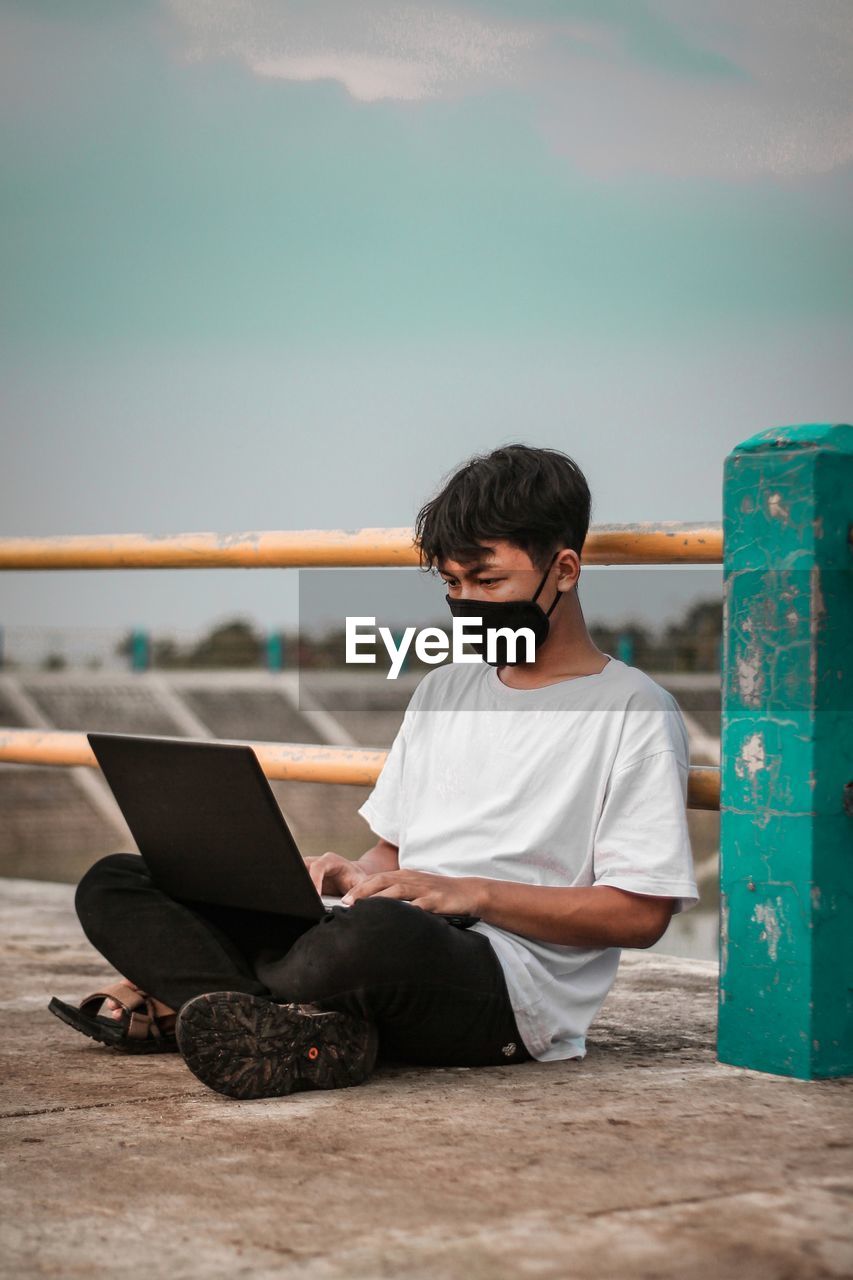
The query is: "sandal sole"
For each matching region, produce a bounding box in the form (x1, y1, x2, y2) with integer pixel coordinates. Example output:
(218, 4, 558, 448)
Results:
(175, 992, 379, 1100)
(47, 997, 179, 1054)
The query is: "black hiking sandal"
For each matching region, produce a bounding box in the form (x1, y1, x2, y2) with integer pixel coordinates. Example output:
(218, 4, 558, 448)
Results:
(175, 992, 379, 1100)
(48, 981, 179, 1054)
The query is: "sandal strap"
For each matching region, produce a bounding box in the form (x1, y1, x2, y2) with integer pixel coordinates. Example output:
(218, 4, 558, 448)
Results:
(79, 981, 147, 1018)
(126, 1008, 154, 1040)
(145, 993, 177, 1021)
(133, 996, 177, 1041)
(79, 982, 176, 1041)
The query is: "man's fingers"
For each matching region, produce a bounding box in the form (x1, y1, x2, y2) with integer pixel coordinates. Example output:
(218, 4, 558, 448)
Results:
(307, 851, 341, 893)
(341, 872, 396, 904)
(373, 884, 412, 901)
(341, 880, 428, 909)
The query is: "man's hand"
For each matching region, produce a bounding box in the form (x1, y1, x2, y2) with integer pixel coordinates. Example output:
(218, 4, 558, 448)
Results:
(340, 869, 481, 915)
(311, 853, 674, 948)
(305, 851, 370, 897)
(344, 872, 675, 948)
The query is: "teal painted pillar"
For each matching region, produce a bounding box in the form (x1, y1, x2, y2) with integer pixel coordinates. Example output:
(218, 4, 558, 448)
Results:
(266, 632, 285, 671)
(616, 632, 634, 665)
(130, 629, 150, 673)
(719, 423, 853, 1079)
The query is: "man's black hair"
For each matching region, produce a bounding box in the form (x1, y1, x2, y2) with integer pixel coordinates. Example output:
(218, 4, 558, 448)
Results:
(415, 443, 592, 575)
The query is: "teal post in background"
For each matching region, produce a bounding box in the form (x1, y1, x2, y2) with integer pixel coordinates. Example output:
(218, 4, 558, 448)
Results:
(616, 632, 635, 666)
(130, 629, 149, 673)
(266, 632, 285, 672)
(391, 630, 411, 674)
(719, 423, 853, 1079)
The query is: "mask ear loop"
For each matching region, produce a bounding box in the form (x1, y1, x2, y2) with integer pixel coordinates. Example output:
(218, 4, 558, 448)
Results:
(531, 550, 561, 610)
(544, 589, 563, 618)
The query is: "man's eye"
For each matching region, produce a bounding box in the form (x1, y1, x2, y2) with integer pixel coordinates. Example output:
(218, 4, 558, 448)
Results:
(478, 578, 501, 586)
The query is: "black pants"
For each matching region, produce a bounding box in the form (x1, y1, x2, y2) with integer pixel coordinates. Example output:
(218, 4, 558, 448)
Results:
(75, 853, 532, 1068)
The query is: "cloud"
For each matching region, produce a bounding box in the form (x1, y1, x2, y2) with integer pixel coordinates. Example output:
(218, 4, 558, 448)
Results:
(165, 0, 853, 177)
(167, 0, 535, 102)
(536, 0, 853, 179)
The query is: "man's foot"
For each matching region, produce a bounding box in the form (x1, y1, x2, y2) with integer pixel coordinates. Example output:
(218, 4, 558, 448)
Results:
(48, 982, 178, 1053)
(175, 992, 379, 1100)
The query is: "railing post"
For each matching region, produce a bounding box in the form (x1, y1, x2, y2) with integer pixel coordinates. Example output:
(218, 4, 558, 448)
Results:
(719, 422, 853, 1079)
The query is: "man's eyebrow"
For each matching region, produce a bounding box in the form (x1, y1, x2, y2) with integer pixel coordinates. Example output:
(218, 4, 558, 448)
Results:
(436, 562, 501, 576)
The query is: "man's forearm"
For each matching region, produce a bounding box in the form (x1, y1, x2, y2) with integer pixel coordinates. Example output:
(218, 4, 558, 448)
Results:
(356, 839, 400, 875)
(470, 878, 671, 949)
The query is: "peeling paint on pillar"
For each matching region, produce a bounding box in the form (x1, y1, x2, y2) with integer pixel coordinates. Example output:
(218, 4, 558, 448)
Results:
(718, 422, 853, 1080)
(734, 616, 765, 706)
(766, 492, 790, 523)
(753, 901, 783, 962)
(735, 731, 766, 793)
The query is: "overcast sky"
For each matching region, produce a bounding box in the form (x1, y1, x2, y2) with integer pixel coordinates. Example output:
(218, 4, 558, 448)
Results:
(1, 0, 851, 647)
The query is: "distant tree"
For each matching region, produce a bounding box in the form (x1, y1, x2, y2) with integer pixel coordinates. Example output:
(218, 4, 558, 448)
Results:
(589, 599, 721, 672)
(664, 600, 722, 671)
(317, 626, 348, 668)
(151, 638, 183, 669)
(589, 621, 656, 667)
(116, 620, 264, 670)
(187, 619, 264, 668)
(677, 599, 723, 636)
(294, 638, 319, 668)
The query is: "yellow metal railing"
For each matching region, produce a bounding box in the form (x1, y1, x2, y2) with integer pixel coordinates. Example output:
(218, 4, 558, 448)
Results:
(0, 522, 723, 810)
(0, 522, 722, 568)
(0, 730, 386, 787)
(0, 729, 721, 810)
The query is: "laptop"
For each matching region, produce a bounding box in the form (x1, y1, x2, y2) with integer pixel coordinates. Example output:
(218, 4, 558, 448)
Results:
(87, 732, 478, 927)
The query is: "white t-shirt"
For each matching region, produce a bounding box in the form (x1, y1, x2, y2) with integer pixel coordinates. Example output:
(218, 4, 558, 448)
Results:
(357, 655, 699, 1062)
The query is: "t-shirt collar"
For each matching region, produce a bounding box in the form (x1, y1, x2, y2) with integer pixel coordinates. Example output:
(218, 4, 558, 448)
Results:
(486, 654, 616, 701)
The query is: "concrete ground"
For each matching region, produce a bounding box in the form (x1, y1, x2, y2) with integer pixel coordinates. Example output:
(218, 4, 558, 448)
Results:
(1, 878, 851, 1280)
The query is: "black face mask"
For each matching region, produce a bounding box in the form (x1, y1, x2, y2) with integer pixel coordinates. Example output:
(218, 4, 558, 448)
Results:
(445, 551, 562, 667)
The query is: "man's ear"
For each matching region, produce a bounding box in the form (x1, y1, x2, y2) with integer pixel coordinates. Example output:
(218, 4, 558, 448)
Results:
(556, 550, 580, 591)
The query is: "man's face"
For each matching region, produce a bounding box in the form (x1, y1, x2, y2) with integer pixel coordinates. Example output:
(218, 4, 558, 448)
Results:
(437, 540, 555, 603)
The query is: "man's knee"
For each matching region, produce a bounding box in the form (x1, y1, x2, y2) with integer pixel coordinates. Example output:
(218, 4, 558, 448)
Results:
(278, 897, 434, 999)
(75, 852, 146, 926)
(329, 896, 437, 967)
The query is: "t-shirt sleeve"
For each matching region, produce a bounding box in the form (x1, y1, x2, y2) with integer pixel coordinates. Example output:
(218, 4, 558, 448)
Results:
(356, 720, 407, 846)
(592, 749, 699, 914)
(356, 671, 433, 846)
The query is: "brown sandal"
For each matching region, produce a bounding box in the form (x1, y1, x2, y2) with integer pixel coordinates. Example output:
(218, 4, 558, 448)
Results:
(48, 980, 179, 1053)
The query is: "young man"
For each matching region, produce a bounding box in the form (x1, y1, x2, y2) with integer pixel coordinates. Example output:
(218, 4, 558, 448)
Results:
(51, 443, 698, 1098)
